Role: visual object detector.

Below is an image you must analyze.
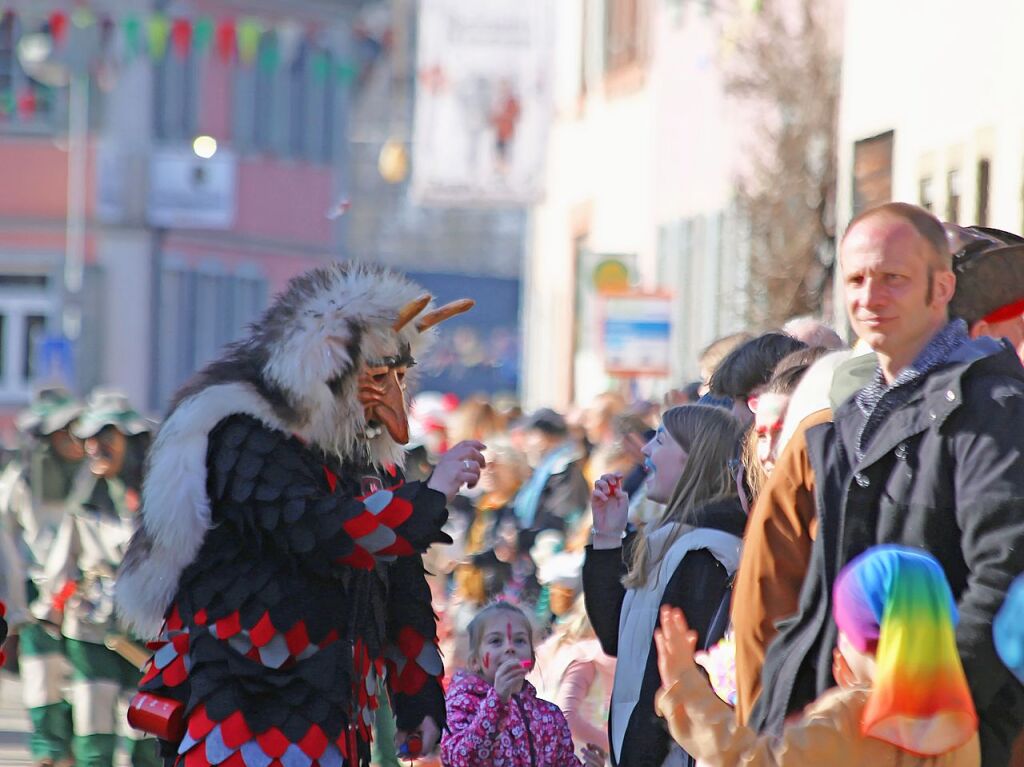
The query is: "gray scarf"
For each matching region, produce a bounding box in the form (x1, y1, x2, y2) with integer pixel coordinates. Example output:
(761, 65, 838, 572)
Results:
(854, 319, 969, 461)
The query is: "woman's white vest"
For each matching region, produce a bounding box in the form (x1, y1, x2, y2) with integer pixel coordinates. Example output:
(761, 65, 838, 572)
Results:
(610, 523, 742, 765)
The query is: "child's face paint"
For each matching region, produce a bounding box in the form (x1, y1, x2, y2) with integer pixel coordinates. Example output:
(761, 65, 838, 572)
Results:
(475, 612, 534, 686)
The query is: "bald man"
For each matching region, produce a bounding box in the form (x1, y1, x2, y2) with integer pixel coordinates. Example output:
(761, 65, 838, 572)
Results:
(751, 203, 1024, 766)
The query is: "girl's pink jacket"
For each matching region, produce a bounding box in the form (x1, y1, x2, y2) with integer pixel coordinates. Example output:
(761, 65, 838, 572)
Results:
(441, 671, 582, 767)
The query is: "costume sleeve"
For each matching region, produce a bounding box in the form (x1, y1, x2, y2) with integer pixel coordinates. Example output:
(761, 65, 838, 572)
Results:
(731, 410, 828, 724)
(208, 415, 452, 571)
(440, 686, 509, 767)
(558, 660, 608, 750)
(654, 669, 877, 765)
(0, 492, 29, 627)
(950, 379, 1024, 710)
(582, 544, 628, 656)
(32, 512, 81, 625)
(384, 554, 446, 734)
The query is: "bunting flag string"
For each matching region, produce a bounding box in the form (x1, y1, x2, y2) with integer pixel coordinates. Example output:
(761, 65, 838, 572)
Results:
(0, 5, 362, 80)
(0, 4, 372, 125)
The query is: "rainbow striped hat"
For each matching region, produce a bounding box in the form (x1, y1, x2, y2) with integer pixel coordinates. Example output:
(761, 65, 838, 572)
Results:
(833, 545, 977, 757)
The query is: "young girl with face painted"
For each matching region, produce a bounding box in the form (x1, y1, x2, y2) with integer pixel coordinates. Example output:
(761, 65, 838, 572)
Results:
(584, 405, 748, 767)
(441, 601, 603, 766)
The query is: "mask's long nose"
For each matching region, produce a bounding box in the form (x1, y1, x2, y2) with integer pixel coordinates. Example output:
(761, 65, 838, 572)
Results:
(374, 369, 410, 444)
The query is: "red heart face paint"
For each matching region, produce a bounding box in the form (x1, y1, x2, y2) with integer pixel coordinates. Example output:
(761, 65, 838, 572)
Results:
(483, 653, 490, 670)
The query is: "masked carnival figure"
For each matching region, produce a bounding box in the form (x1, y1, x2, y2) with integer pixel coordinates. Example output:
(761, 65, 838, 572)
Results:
(116, 264, 484, 767)
(38, 390, 158, 767)
(0, 387, 84, 767)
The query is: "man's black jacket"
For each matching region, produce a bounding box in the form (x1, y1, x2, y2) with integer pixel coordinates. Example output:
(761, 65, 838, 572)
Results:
(753, 338, 1024, 766)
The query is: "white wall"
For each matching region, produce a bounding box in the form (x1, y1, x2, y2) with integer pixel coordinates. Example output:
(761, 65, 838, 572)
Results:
(522, 1, 758, 408)
(838, 0, 1024, 232)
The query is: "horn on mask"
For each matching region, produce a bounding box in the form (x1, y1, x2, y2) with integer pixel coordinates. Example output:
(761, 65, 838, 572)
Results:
(392, 295, 433, 332)
(416, 299, 475, 331)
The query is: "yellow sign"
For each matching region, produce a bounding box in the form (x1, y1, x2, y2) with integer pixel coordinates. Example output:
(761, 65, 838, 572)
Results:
(593, 259, 630, 293)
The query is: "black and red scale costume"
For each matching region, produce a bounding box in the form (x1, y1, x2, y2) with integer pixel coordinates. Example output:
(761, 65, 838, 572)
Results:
(138, 415, 450, 767)
(116, 264, 478, 767)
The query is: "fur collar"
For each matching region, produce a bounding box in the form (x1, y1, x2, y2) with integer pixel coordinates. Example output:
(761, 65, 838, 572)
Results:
(115, 382, 287, 639)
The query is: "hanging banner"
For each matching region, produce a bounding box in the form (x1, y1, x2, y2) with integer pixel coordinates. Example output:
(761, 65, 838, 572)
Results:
(412, 0, 553, 206)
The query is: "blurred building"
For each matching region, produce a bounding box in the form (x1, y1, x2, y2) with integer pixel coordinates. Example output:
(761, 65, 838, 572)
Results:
(0, 0, 362, 428)
(521, 0, 755, 410)
(345, 0, 526, 398)
(836, 0, 1024, 326)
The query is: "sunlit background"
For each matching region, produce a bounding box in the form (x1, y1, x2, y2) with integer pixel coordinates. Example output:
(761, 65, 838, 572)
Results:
(0, 0, 1018, 437)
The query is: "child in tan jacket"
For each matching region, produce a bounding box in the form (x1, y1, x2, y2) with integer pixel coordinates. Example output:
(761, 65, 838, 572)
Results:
(653, 545, 980, 766)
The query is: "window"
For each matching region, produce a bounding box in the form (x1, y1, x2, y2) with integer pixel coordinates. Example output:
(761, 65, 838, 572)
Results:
(317, 64, 335, 164)
(0, 13, 15, 97)
(231, 43, 335, 164)
(253, 34, 281, 154)
(976, 159, 990, 227)
(604, 0, 646, 73)
(579, 0, 589, 97)
(946, 169, 961, 224)
(0, 272, 59, 402)
(919, 177, 934, 212)
(852, 131, 894, 216)
(156, 264, 268, 408)
(0, 13, 57, 130)
(0, 274, 48, 288)
(22, 314, 45, 380)
(231, 60, 255, 153)
(288, 45, 309, 158)
(154, 46, 199, 142)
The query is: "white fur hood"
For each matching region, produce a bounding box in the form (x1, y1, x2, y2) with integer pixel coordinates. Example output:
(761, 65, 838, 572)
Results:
(114, 382, 288, 639)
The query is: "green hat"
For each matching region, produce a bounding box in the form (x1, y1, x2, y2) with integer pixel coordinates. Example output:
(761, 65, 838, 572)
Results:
(71, 389, 154, 439)
(15, 387, 84, 437)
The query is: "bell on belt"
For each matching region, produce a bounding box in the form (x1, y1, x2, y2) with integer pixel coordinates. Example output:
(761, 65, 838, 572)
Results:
(127, 692, 186, 741)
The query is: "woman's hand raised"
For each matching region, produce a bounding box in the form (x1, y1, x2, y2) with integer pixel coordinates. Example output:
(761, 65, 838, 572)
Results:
(590, 473, 627, 549)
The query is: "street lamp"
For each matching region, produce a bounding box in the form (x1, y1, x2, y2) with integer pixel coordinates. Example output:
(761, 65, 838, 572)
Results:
(192, 135, 218, 159)
(17, 29, 88, 343)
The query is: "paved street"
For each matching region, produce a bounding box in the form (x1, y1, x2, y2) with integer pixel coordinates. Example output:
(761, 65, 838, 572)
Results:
(0, 674, 30, 767)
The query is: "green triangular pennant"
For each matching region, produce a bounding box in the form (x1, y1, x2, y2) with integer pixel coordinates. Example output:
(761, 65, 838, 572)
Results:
(336, 61, 357, 83)
(122, 16, 141, 61)
(257, 31, 279, 73)
(193, 17, 214, 56)
(311, 50, 330, 84)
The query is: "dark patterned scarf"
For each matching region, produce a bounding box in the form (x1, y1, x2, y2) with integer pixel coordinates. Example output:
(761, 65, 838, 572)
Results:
(854, 319, 969, 460)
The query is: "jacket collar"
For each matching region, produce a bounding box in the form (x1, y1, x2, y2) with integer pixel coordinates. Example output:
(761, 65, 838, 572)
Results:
(836, 336, 1023, 471)
(686, 496, 748, 537)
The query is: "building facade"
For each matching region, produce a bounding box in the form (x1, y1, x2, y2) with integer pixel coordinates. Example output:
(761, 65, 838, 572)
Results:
(344, 0, 526, 398)
(521, 0, 754, 410)
(835, 0, 1024, 327)
(0, 0, 361, 433)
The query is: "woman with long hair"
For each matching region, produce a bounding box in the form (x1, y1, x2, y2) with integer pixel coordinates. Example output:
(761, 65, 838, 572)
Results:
(584, 405, 748, 767)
